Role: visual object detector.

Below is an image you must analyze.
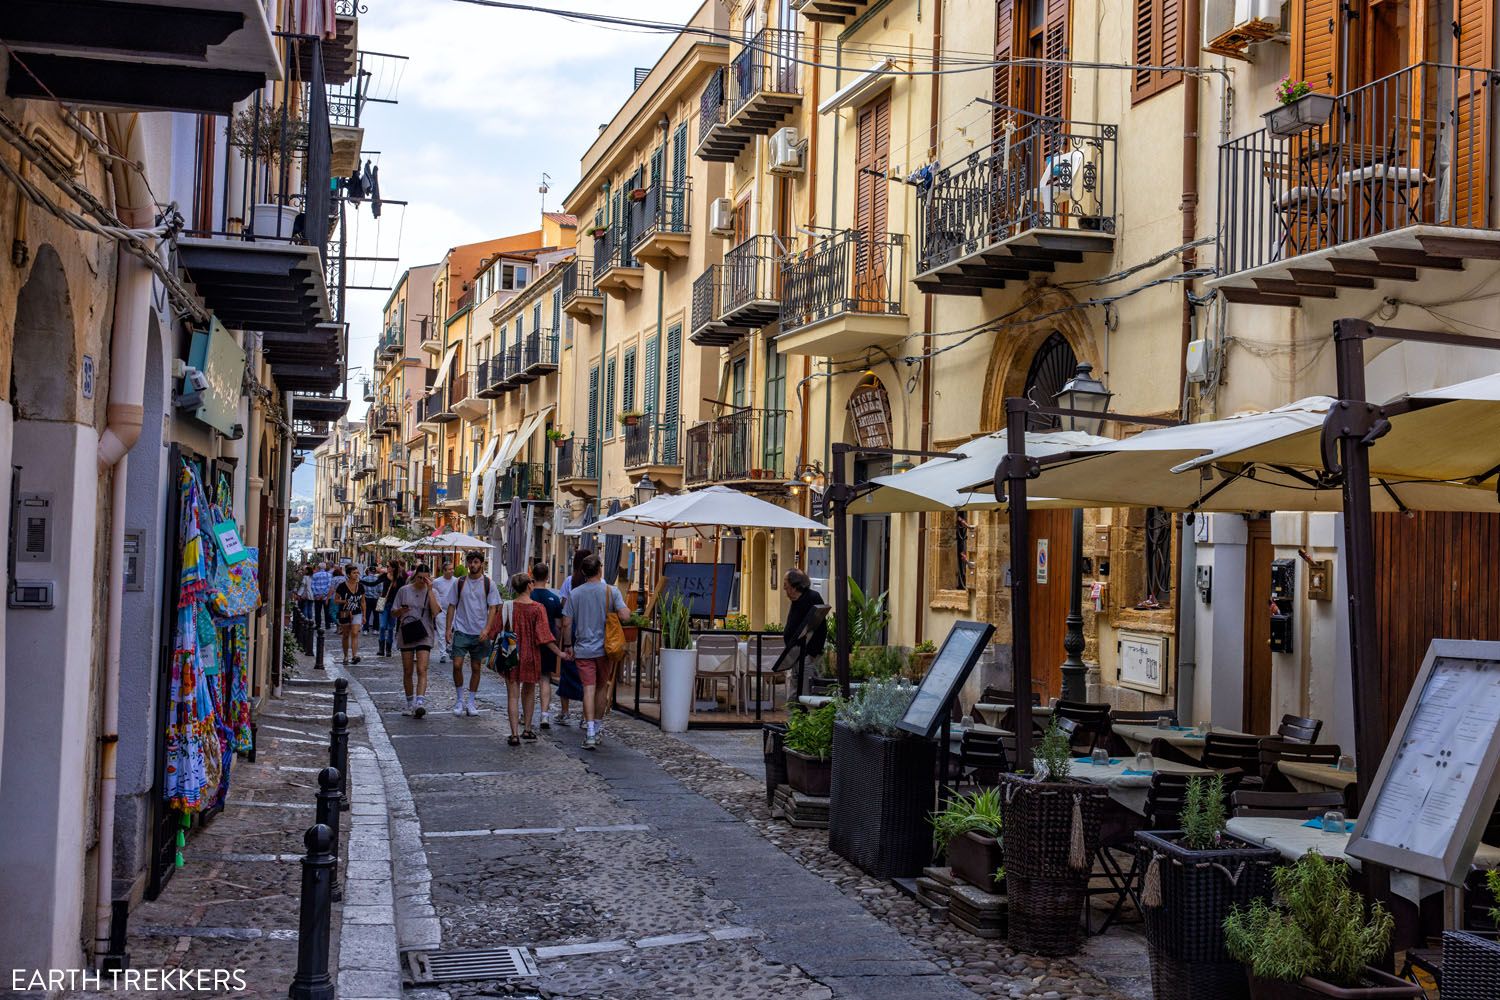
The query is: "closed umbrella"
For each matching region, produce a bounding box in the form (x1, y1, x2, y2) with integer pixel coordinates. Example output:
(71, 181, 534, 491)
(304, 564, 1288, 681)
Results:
(602, 499, 623, 585)
(579, 502, 597, 554)
(504, 498, 523, 577)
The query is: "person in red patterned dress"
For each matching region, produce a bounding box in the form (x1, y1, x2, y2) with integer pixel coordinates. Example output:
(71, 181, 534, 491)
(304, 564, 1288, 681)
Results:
(506, 571, 570, 746)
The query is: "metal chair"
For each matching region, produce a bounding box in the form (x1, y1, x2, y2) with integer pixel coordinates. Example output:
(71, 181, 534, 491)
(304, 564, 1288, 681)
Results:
(1143, 768, 1244, 830)
(957, 729, 1010, 787)
(694, 634, 740, 712)
(1200, 733, 1265, 774)
(1276, 714, 1324, 744)
(1230, 789, 1347, 819)
(742, 635, 787, 709)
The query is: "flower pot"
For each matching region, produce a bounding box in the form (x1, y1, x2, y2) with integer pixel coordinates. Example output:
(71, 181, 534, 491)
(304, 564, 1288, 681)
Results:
(251, 203, 300, 241)
(829, 722, 936, 878)
(1136, 830, 1280, 1000)
(947, 830, 1003, 894)
(659, 647, 696, 732)
(1442, 931, 1500, 1000)
(629, 189, 648, 202)
(1247, 969, 1424, 1000)
(590, 227, 608, 238)
(785, 747, 832, 797)
(620, 414, 641, 427)
(997, 772, 1109, 956)
(911, 651, 936, 678)
(1263, 93, 1337, 137)
(621, 625, 640, 643)
(762, 723, 789, 805)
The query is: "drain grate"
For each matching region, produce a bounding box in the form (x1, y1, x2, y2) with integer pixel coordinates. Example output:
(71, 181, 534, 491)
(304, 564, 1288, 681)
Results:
(404, 946, 539, 985)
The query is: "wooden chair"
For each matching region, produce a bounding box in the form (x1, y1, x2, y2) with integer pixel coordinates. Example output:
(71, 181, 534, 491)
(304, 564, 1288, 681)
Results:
(1231, 789, 1347, 819)
(1108, 709, 1179, 755)
(958, 729, 1011, 787)
(1054, 699, 1113, 754)
(1259, 739, 1342, 786)
(1201, 733, 1265, 774)
(694, 634, 740, 712)
(1276, 714, 1324, 744)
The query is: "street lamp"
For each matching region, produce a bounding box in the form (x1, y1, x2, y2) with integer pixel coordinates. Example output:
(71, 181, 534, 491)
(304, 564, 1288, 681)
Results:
(634, 475, 657, 601)
(633, 474, 657, 506)
(1053, 363, 1111, 703)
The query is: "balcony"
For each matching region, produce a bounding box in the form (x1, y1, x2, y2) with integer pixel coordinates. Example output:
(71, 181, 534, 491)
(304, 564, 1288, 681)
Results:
(450, 369, 487, 421)
(684, 409, 790, 489)
(556, 437, 599, 495)
(420, 320, 443, 356)
(560, 259, 604, 322)
(440, 470, 468, 509)
(501, 462, 550, 503)
(728, 29, 802, 132)
(362, 377, 375, 403)
(367, 404, 391, 436)
(380, 403, 401, 430)
(476, 357, 505, 398)
(593, 218, 644, 298)
(294, 418, 331, 451)
(722, 235, 783, 327)
(501, 343, 525, 390)
(518, 332, 560, 382)
(416, 386, 454, 430)
(690, 266, 749, 347)
(696, 66, 752, 163)
(378, 323, 402, 360)
(351, 455, 376, 481)
(333, 486, 348, 505)
(778, 230, 907, 357)
(1212, 63, 1500, 308)
(916, 112, 1119, 296)
(630, 184, 692, 267)
(790, 0, 876, 27)
(623, 419, 683, 480)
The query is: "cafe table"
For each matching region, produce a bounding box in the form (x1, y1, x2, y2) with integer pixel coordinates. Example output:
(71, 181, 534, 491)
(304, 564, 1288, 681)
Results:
(972, 703, 1053, 728)
(1068, 756, 1212, 815)
(1276, 759, 1358, 794)
(1112, 723, 1247, 757)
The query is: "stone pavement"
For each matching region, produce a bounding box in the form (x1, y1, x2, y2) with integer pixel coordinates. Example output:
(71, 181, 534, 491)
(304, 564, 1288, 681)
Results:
(344, 647, 1151, 1000)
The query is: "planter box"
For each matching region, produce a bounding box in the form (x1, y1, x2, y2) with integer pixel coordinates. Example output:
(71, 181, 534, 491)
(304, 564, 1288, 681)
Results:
(1263, 93, 1337, 137)
(1136, 830, 1280, 1000)
(762, 723, 788, 806)
(1443, 930, 1500, 1000)
(829, 722, 936, 878)
(1247, 969, 1423, 1000)
(785, 747, 831, 797)
(997, 772, 1108, 956)
(947, 830, 1002, 894)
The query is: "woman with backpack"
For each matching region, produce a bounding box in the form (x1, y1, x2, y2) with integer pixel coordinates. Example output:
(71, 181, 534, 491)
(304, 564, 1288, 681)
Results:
(502, 571, 569, 747)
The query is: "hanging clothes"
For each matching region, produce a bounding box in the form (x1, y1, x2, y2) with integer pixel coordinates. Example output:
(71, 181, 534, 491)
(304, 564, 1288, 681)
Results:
(368, 162, 382, 218)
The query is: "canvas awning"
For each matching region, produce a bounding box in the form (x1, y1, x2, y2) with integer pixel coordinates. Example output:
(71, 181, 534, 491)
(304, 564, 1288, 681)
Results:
(431, 344, 460, 390)
(818, 59, 897, 115)
(483, 406, 554, 518)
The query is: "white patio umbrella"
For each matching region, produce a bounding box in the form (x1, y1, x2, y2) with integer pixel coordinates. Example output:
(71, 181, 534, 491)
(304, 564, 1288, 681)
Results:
(850, 429, 1111, 514)
(362, 535, 404, 550)
(399, 531, 494, 555)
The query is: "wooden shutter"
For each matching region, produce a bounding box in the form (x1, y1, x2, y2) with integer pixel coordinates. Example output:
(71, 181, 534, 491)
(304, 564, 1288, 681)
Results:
(1452, 0, 1492, 226)
(854, 95, 891, 301)
(604, 356, 617, 436)
(1131, 0, 1182, 103)
(994, 0, 1018, 135)
(650, 144, 664, 188)
(1290, 0, 1342, 93)
(1041, 0, 1071, 124)
(587, 365, 600, 443)
(643, 334, 660, 414)
(663, 325, 682, 462)
(622, 348, 637, 413)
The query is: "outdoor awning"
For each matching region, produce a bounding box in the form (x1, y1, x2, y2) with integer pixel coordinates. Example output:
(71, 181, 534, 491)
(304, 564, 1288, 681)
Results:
(473, 431, 513, 518)
(467, 435, 503, 517)
(818, 59, 897, 115)
(431, 344, 460, 390)
(590, 484, 825, 539)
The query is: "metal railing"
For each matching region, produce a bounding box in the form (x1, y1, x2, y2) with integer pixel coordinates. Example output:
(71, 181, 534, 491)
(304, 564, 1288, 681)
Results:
(560, 258, 597, 304)
(917, 111, 1119, 274)
(594, 215, 639, 275)
(781, 230, 906, 333)
(724, 235, 782, 313)
(523, 331, 560, 373)
(690, 267, 724, 338)
(504, 342, 524, 384)
(1217, 63, 1498, 276)
(502, 462, 549, 503)
(615, 626, 785, 725)
(684, 409, 788, 485)
(684, 422, 713, 485)
(334, 0, 363, 15)
(699, 66, 728, 140)
(730, 27, 801, 117)
(632, 183, 691, 246)
(624, 418, 682, 468)
(558, 437, 598, 481)
(444, 469, 468, 505)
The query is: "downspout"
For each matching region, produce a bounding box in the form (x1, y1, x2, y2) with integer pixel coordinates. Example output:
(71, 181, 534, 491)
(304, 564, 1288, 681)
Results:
(95, 111, 156, 966)
(1175, 1, 1202, 714)
(913, 0, 943, 647)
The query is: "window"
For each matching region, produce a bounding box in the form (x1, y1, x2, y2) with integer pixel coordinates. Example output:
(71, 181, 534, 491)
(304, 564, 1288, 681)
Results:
(500, 262, 530, 290)
(763, 341, 786, 472)
(1131, 0, 1182, 103)
(643, 335, 660, 414)
(1144, 507, 1173, 605)
(604, 356, 618, 439)
(622, 348, 637, 415)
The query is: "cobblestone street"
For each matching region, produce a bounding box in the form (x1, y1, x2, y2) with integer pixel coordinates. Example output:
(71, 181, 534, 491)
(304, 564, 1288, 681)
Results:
(345, 649, 1151, 1000)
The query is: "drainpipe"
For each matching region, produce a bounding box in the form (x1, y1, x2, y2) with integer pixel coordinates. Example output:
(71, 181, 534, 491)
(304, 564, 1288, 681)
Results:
(914, 0, 944, 646)
(1175, 1, 1201, 717)
(94, 111, 156, 967)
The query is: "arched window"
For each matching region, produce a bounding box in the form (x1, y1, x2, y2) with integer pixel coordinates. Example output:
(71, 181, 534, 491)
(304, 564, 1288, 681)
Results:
(1021, 331, 1077, 431)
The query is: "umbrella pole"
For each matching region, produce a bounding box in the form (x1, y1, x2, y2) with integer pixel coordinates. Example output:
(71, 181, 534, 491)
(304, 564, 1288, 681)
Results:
(832, 446, 851, 697)
(710, 525, 721, 628)
(1002, 398, 1036, 771)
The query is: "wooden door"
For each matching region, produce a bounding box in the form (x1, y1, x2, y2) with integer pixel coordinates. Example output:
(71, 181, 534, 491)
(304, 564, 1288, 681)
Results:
(1242, 520, 1274, 734)
(1452, 0, 1491, 227)
(853, 95, 890, 307)
(1028, 507, 1074, 703)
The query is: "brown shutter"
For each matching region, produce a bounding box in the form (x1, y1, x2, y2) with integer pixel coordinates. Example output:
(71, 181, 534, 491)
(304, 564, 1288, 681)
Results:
(854, 95, 891, 304)
(1131, 0, 1183, 104)
(993, 0, 1017, 134)
(1041, 0, 1071, 123)
(1290, 0, 1342, 94)
(1453, 0, 1492, 226)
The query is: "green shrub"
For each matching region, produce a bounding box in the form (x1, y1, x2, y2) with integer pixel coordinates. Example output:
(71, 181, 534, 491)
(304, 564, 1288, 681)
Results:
(1034, 717, 1072, 780)
(785, 702, 835, 760)
(659, 591, 692, 650)
(1487, 869, 1500, 925)
(930, 788, 1003, 849)
(846, 577, 889, 649)
(835, 677, 916, 737)
(913, 639, 936, 654)
(850, 645, 909, 680)
(1181, 773, 1227, 850)
(1224, 852, 1393, 987)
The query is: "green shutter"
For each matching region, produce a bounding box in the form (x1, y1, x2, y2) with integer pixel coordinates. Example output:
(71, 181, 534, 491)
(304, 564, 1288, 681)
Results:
(663, 324, 682, 463)
(551, 289, 562, 332)
(650, 145, 665, 187)
(673, 123, 688, 185)
(587, 365, 600, 446)
(764, 341, 787, 472)
(604, 356, 617, 439)
(643, 335, 660, 415)
(622, 348, 637, 414)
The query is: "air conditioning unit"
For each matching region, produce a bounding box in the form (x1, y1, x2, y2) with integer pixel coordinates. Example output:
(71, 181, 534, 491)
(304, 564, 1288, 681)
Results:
(709, 197, 736, 237)
(1203, 0, 1281, 60)
(769, 128, 804, 175)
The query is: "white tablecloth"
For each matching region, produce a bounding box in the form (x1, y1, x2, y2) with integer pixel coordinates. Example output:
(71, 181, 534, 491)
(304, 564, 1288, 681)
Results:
(1112, 724, 1247, 756)
(1069, 757, 1211, 815)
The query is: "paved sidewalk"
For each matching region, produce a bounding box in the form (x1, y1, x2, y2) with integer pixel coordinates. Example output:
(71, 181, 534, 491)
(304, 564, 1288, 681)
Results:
(346, 648, 1146, 1000)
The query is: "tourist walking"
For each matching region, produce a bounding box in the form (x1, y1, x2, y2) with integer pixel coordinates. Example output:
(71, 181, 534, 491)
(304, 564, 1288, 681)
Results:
(446, 550, 502, 717)
(379, 559, 406, 657)
(781, 568, 827, 693)
(391, 562, 441, 718)
(309, 560, 334, 629)
(431, 559, 459, 663)
(361, 563, 383, 633)
(333, 564, 364, 664)
(529, 562, 567, 730)
(560, 553, 628, 750)
(551, 549, 593, 726)
(505, 571, 569, 746)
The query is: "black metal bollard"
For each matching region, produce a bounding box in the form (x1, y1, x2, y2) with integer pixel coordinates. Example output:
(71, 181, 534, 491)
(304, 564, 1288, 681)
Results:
(332, 677, 348, 721)
(329, 711, 350, 811)
(313, 621, 326, 671)
(315, 766, 342, 902)
(288, 823, 336, 1000)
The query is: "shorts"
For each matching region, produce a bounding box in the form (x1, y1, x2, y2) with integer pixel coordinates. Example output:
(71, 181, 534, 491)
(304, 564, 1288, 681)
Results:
(451, 630, 493, 663)
(575, 656, 605, 686)
(346, 614, 363, 628)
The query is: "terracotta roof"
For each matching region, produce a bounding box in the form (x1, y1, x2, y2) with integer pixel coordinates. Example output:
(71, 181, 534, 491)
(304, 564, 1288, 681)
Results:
(543, 212, 577, 226)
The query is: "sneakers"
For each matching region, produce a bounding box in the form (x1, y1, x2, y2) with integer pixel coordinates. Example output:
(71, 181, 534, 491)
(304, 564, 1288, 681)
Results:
(463, 692, 479, 717)
(401, 697, 414, 716)
(452, 692, 465, 716)
(583, 733, 598, 750)
(413, 695, 426, 719)
(539, 713, 552, 731)
(555, 712, 571, 727)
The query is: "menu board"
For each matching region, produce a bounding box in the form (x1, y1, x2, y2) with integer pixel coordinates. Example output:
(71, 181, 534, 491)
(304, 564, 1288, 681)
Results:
(1346, 640, 1500, 884)
(898, 621, 996, 739)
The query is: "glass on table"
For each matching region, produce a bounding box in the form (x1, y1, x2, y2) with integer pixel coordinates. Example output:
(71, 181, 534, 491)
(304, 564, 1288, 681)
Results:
(1091, 747, 1111, 766)
(1321, 810, 1347, 834)
(1196, 720, 1212, 737)
(1337, 754, 1356, 773)
(1154, 715, 1172, 730)
(1134, 751, 1154, 771)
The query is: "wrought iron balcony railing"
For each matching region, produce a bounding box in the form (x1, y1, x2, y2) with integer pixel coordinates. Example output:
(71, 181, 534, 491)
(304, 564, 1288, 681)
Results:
(593, 216, 639, 275)
(624, 418, 682, 469)
(501, 462, 550, 503)
(518, 332, 560, 380)
(556, 437, 597, 482)
(503, 342, 524, 387)
(917, 110, 1119, 275)
(781, 230, 906, 334)
(722, 234, 783, 326)
(561, 258, 598, 303)
(1217, 62, 1497, 278)
(443, 469, 468, 506)
(729, 28, 802, 119)
(631, 184, 691, 245)
(690, 266, 744, 346)
(684, 409, 788, 486)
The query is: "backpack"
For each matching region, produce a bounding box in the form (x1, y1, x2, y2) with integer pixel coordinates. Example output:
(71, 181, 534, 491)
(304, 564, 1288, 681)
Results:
(490, 601, 519, 675)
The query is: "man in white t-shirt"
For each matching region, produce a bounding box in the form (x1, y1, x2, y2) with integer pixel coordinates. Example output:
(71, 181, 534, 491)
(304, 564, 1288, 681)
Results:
(446, 550, 503, 717)
(430, 560, 459, 662)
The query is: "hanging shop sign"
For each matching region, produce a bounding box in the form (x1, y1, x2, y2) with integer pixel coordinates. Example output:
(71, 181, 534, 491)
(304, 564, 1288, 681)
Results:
(185, 317, 246, 437)
(846, 378, 892, 450)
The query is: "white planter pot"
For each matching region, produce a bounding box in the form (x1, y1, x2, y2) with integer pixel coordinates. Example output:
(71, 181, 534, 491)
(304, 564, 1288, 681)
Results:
(659, 647, 697, 733)
(251, 203, 300, 241)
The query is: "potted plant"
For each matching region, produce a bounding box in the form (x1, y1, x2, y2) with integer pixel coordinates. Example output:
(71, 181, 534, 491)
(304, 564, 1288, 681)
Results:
(629, 187, 649, 202)
(657, 591, 695, 733)
(850, 645, 909, 681)
(930, 788, 1004, 894)
(725, 612, 752, 640)
(783, 701, 835, 796)
(1264, 77, 1336, 137)
(911, 639, 937, 677)
(618, 409, 643, 428)
(1224, 852, 1417, 999)
(762, 620, 782, 635)
(998, 719, 1110, 957)
(1438, 869, 1500, 999)
(589, 224, 609, 239)
(622, 611, 649, 644)
(1136, 774, 1280, 1000)
(829, 678, 935, 878)
(546, 428, 566, 446)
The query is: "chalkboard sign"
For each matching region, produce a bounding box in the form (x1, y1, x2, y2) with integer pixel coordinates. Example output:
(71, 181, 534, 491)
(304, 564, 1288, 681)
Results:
(898, 621, 996, 739)
(1346, 639, 1500, 884)
(661, 562, 736, 618)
